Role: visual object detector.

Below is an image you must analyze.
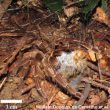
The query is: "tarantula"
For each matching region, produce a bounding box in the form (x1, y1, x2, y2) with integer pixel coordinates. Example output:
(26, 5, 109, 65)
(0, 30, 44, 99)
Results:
(1, 37, 89, 101)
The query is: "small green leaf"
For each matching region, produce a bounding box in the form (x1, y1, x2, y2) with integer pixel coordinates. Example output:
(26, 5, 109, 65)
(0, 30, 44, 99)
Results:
(81, 0, 100, 14)
(43, 0, 64, 12)
(101, 0, 108, 11)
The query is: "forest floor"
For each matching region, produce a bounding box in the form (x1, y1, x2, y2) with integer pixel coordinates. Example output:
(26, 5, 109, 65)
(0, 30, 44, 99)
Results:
(0, 0, 110, 110)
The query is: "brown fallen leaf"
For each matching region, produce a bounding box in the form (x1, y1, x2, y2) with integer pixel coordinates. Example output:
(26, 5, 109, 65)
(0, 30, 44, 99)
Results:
(73, 50, 88, 62)
(55, 91, 70, 104)
(93, 7, 110, 27)
(64, 6, 79, 17)
(99, 91, 107, 102)
(99, 57, 110, 73)
(25, 78, 34, 85)
(99, 58, 107, 68)
(88, 50, 96, 62)
(89, 93, 101, 105)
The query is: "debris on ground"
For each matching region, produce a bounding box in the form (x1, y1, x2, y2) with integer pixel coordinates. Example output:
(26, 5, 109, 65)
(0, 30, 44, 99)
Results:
(0, 0, 110, 110)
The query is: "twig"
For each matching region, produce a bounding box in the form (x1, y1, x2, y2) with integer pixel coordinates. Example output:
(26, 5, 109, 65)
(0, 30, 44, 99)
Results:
(87, 61, 110, 77)
(0, 76, 7, 90)
(82, 77, 109, 92)
(21, 83, 35, 95)
(91, 33, 102, 80)
(0, 37, 35, 76)
(93, 79, 110, 87)
(0, 32, 24, 37)
(0, 47, 23, 76)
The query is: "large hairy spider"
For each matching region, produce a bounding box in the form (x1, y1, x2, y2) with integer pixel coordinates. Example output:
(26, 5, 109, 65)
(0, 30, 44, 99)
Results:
(1, 37, 89, 102)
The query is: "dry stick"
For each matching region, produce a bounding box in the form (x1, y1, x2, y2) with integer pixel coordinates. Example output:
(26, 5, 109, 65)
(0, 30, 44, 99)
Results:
(0, 76, 7, 90)
(21, 83, 35, 95)
(0, 32, 24, 37)
(81, 77, 109, 92)
(81, 36, 103, 79)
(0, 37, 34, 76)
(87, 61, 110, 77)
(21, 79, 46, 97)
(93, 79, 110, 87)
(0, 46, 23, 76)
(72, 83, 91, 110)
(91, 33, 102, 80)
